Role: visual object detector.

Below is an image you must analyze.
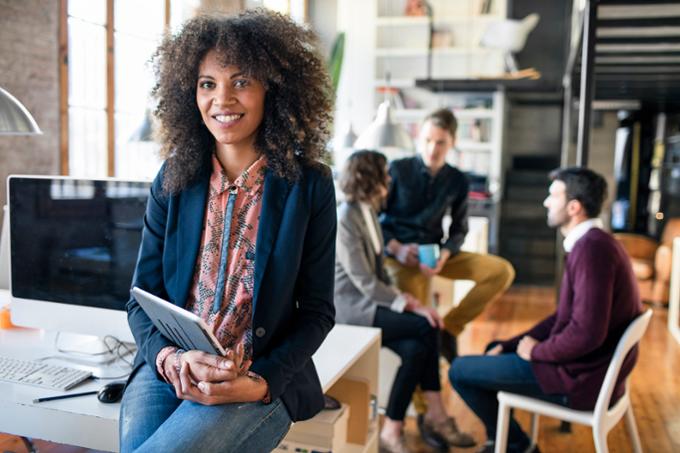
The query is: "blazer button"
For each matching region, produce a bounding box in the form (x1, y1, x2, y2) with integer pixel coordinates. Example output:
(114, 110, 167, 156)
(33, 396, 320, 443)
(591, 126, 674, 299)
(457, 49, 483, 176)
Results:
(255, 327, 266, 338)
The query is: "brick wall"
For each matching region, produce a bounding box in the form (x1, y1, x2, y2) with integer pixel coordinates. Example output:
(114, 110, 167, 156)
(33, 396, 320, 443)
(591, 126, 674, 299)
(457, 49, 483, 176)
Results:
(0, 0, 60, 225)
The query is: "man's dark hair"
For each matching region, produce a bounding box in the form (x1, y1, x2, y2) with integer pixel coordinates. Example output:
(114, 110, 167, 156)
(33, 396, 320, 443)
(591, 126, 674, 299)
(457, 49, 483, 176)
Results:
(549, 167, 608, 218)
(423, 108, 457, 138)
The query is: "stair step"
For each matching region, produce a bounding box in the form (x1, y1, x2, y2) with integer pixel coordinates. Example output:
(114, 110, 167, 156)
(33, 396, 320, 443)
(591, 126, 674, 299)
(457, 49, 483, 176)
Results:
(505, 170, 551, 186)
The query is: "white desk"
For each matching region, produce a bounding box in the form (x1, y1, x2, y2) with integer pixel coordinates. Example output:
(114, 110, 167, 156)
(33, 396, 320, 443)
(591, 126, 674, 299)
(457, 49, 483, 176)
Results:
(0, 296, 380, 452)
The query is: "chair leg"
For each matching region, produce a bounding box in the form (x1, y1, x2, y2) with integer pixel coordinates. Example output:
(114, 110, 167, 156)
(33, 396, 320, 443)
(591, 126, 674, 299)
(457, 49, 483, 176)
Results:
(494, 401, 511, 453)
(20, 436, 38, 453)
(559, 420, 572, 432)
(529, 413, 540, 448)
(624, 405, 643, 453)
(593, 429, 609, 453)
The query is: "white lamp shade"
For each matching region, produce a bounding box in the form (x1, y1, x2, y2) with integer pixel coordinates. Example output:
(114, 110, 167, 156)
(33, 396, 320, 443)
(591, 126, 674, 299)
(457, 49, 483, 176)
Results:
(337, 122, 358, 149)
(129, 108, 154, 142)
(354, 101, 414, 151)
(0, 87, 42, 135)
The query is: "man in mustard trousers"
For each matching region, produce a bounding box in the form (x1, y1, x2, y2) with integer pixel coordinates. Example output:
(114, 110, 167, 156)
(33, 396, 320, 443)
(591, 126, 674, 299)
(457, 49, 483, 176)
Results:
(380, 108, 515, 449)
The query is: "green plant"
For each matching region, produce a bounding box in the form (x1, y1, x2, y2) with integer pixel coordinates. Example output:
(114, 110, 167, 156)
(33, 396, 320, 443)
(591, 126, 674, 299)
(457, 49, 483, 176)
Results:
(328, 32, 345, 95)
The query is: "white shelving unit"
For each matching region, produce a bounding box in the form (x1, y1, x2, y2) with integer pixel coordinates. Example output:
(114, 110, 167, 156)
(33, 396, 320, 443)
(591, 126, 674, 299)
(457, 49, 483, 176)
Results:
(375, 0, 505, 80)
(382, 88, 506, 198)
(336, 0, 508, 199)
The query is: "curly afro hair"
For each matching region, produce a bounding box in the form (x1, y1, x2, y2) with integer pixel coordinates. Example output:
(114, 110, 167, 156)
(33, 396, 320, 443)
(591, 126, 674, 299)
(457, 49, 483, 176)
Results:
(151, 9, 334, 194)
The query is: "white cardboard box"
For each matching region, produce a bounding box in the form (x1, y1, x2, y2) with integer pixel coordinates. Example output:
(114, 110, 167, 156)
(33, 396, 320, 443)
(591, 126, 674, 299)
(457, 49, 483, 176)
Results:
(276, 403, 350, 452)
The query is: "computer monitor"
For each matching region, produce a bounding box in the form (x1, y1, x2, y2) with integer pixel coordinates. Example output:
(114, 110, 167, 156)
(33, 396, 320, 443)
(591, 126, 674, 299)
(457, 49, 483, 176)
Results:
(0, 206, 9, 290)
(7, 176, 150, 346)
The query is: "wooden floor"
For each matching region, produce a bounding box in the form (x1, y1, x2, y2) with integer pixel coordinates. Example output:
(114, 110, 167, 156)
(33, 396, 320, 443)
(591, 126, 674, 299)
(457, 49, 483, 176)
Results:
(404, 286, 680, 453)
(1, 286, 679, 452)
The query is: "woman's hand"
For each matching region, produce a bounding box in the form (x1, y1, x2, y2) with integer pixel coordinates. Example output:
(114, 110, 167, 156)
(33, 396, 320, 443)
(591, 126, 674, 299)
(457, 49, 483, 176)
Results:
(402, 293, 421, 311)
(178, 344, 250, 384)
(411, 306, 444, 329)
(174, 363, 268, 405)
(402, 293, 443, 328)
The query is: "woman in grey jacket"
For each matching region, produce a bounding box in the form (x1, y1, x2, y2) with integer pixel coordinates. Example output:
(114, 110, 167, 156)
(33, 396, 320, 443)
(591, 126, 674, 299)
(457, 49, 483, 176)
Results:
(334, 150, 474, 453)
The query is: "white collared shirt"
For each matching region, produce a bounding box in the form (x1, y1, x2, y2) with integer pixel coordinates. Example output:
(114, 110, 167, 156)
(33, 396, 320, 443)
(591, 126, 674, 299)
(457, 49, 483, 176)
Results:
(359, 202, 382, 255)
(563, 218, 604, 252)
(358, 202, 407, 312)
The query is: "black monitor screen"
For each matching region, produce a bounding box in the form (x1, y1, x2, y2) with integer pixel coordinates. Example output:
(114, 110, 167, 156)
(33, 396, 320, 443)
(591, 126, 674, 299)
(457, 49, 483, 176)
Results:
(9, 177, 150, 311)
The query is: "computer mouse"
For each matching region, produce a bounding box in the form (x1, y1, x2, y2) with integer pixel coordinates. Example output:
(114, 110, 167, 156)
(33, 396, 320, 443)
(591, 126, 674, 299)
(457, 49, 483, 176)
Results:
(97, 382, 126, 404)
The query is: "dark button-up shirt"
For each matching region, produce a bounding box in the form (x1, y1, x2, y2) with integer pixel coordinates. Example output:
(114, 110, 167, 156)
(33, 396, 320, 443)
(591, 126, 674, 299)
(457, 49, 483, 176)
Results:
(380, 156, 469, 255)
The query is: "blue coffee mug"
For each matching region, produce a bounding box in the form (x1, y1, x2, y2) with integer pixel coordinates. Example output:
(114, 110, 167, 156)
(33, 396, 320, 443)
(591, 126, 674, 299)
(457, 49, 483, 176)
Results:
(418, 244, 440, 268)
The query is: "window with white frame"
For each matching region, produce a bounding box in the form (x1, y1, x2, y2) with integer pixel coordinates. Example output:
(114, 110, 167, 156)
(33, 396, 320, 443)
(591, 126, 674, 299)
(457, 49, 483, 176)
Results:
(64, 0, 167, 179)
(64, 0, 305, 178)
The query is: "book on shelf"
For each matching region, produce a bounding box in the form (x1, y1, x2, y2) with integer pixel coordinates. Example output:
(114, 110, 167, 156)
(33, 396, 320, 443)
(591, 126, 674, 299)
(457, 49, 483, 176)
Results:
(458, 118, 491, 143)
(469, 190, 491, 200)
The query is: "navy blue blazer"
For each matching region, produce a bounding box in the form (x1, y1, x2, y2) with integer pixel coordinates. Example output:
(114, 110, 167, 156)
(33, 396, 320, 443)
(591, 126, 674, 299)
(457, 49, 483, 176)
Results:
(126, 161, 337, 421)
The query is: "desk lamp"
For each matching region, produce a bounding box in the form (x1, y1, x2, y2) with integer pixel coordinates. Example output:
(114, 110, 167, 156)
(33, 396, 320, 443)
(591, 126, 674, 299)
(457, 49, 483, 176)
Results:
(0, 87, 42, 135)
(354, 72, 415, 157)
(353, 100, 414, 155)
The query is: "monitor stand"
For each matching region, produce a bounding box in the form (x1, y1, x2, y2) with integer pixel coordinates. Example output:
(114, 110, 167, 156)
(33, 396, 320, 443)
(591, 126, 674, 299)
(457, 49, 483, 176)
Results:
(56, 333, 120, 364)
(53, 332, 136, 378)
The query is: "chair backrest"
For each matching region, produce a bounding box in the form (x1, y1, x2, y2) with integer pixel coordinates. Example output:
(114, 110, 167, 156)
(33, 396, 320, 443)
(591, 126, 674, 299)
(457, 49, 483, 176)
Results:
(593, 309, 652, 418)
(661, 218, 680, 246)
(613, 233, 657, 261)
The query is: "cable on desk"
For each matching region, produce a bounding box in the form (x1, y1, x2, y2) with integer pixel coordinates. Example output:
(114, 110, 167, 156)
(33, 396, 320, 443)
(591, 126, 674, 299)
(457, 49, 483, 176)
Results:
(52, 333, 136, 367)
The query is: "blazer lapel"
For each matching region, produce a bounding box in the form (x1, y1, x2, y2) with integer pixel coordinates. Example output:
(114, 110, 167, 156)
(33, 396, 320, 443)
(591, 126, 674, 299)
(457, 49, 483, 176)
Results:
(349, 203, 377, 273)
(176, 178, 209, 307)
(253, 170, 289, 312)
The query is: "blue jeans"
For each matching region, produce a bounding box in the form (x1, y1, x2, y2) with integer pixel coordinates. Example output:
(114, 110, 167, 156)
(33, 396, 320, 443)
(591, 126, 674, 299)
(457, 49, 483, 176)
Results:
(119, 364, 292, 453)
(449, 353, 567, 452)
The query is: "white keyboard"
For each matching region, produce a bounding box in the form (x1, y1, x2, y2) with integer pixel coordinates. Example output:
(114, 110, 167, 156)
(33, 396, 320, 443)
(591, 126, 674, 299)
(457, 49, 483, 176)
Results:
(0, 356, 92, 391)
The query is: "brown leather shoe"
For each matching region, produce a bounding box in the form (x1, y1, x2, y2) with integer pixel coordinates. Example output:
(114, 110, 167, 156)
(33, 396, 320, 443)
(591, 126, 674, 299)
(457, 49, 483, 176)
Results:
(424, 416, 476, 448)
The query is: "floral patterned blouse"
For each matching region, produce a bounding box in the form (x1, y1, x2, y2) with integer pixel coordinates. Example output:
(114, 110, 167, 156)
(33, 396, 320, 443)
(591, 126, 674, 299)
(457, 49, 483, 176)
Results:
(183, 154, 267, 364)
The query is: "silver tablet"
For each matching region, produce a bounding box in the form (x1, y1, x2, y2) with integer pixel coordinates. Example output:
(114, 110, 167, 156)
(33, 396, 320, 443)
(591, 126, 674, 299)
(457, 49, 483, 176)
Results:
(131, 287, 226, 356)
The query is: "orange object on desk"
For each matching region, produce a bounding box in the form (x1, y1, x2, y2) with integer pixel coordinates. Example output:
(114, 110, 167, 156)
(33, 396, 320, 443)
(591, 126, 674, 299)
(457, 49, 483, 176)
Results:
(0, 306, 13, 329)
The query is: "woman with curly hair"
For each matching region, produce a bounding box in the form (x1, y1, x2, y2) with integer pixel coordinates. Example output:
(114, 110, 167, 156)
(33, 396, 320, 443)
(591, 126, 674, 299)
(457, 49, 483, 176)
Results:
(335, 150, 475, 453)
(120, 10, 336, 453)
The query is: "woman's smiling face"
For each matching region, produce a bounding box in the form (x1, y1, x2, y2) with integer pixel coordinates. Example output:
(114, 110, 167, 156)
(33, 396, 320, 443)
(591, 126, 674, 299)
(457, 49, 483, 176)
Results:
(196, 50, 266, 150)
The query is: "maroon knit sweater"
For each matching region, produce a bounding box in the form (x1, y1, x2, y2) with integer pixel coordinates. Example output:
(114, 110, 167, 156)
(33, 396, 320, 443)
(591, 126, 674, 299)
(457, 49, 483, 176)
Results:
(500, 228, 643, 410)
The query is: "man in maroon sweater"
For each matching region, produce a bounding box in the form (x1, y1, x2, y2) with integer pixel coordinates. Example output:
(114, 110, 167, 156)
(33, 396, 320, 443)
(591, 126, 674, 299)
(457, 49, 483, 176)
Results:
(449, 167, 642, 453)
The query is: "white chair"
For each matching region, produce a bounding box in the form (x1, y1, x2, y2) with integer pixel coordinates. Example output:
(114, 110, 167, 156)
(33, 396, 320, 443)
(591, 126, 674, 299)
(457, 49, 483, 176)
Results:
(480, 13, 540, 73)
(495, 309, 652, 453)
